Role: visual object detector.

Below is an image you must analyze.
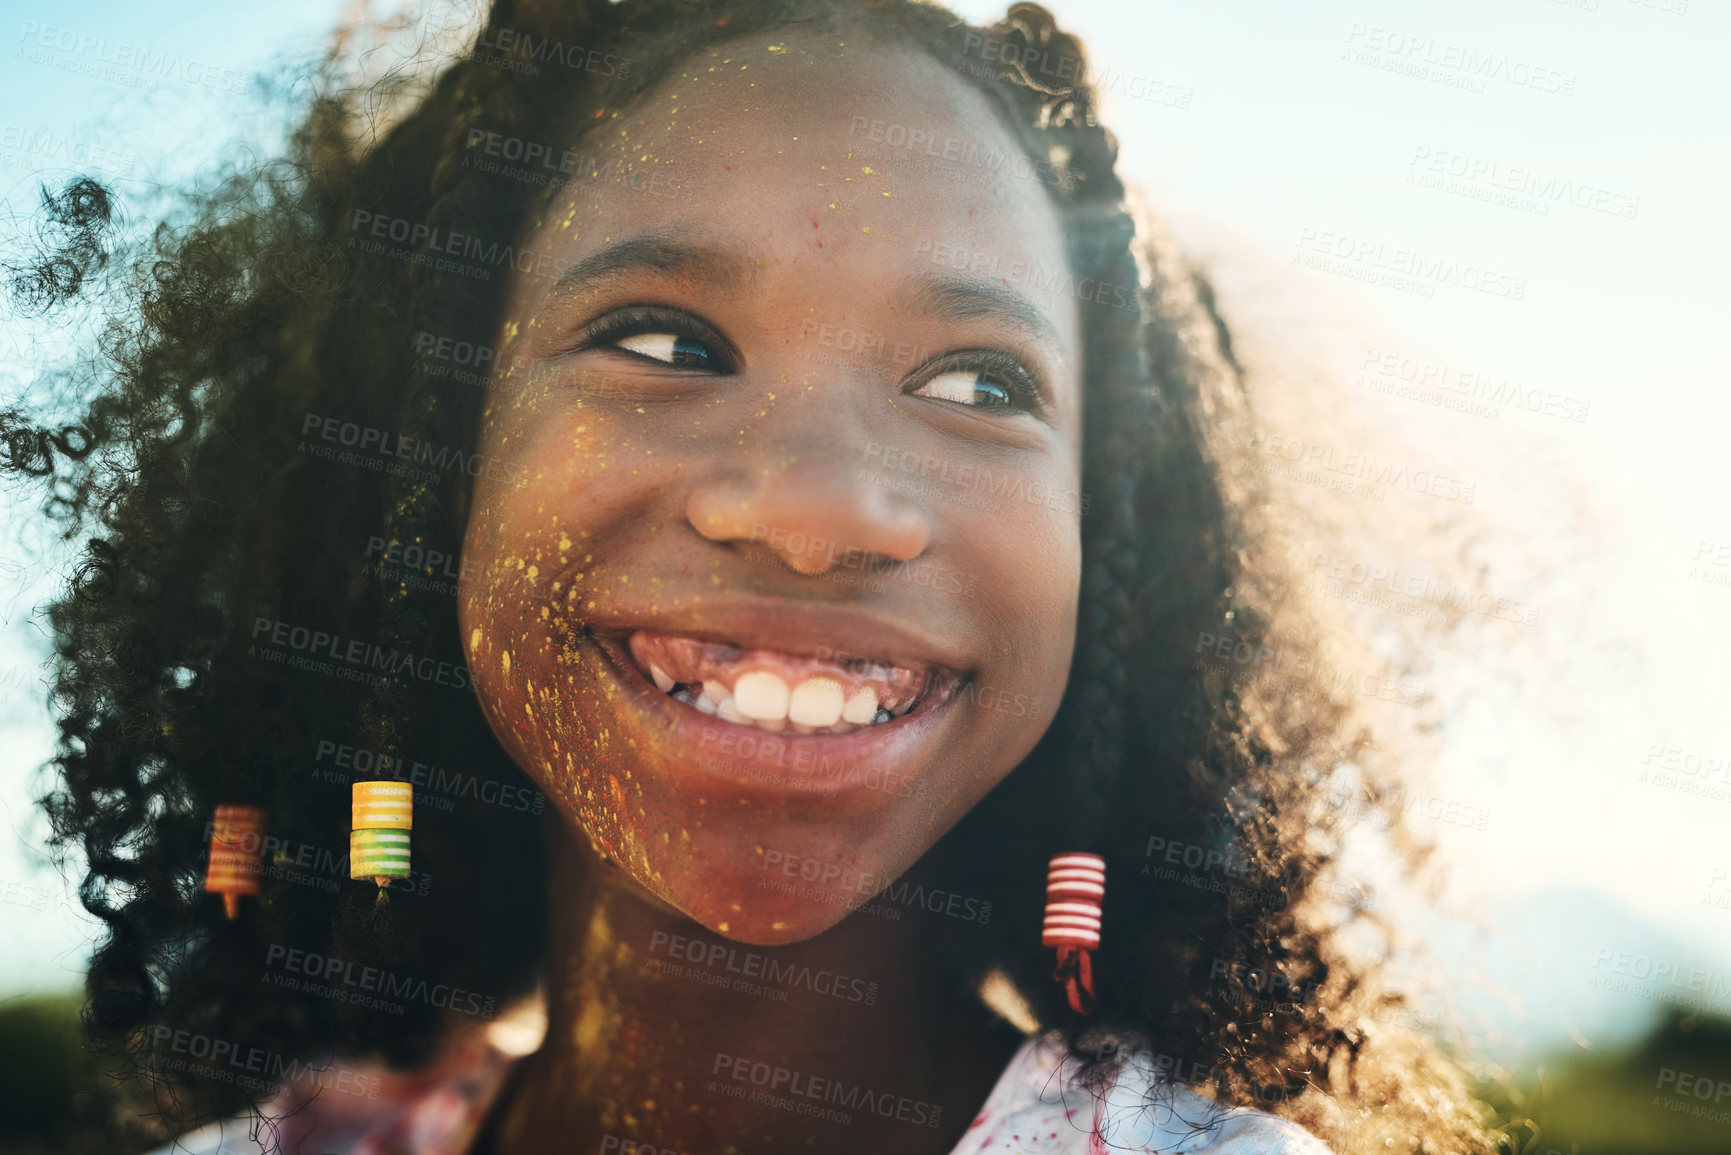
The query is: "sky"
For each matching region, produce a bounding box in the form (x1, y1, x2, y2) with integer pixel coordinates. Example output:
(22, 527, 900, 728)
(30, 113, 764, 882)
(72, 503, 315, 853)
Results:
(1, 0, 1727, 1067)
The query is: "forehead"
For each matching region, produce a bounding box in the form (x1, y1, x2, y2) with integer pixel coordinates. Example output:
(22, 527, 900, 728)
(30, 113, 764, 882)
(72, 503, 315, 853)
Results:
(510, 35, 1074, 334)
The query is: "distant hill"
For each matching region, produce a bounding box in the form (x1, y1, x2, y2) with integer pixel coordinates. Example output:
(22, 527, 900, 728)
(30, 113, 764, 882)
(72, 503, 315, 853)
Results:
(1416, 884, 1727, 1062)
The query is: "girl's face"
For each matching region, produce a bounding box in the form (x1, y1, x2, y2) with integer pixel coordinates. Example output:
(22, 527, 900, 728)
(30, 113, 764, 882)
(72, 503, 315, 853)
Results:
(459, 37, 1083, 944)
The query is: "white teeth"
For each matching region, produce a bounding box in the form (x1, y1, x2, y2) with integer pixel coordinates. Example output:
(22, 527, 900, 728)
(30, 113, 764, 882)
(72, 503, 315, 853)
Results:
(654, 657, 920, 734)
(733, 671, 791, 721)
(788, 677, 844, 728)
(841, 687, 879, 725)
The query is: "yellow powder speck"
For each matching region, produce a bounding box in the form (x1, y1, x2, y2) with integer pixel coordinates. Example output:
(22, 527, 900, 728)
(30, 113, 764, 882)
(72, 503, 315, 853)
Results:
(767, 43, 785, 53)
(501, 651, 512, 674)
(470, 627, 482, 650)
(717, 922, 729, 933)
(574, 998, 608, 1052)
(502, 321, 519, 343)
(526, 566, 539, 581)
(861, 166, 873, 174)
(559, 533, 573, 552)
(771, 921, 788, 931)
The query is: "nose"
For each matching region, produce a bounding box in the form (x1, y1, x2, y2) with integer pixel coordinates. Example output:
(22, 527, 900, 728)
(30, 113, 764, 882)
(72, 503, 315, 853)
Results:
(687, 454, 931, 576)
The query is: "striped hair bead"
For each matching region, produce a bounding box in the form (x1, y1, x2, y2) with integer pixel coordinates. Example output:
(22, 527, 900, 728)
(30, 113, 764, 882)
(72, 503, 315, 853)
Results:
(351, 781, 413, 887)
(1042, 852, 1105, 950)
(204, 804, 266, 920)
(1043, 852, 1104, 1016)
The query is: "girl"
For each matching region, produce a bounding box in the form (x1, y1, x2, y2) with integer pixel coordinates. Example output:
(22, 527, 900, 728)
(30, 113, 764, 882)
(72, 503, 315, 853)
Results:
(4, 0, 1494, 1151)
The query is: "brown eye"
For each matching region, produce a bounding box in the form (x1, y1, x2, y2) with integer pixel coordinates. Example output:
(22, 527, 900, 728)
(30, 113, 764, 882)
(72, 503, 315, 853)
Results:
(914, 369, 1017, 409)
(908, 350, 1044, 415)
(574, 305, 737, 373)
(612, 332, 723, 370)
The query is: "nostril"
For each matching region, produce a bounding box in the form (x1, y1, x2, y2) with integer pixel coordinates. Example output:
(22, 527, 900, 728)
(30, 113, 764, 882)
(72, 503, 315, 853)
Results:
(782, 549, 834, 576)
(685, 470, 931, 575)
(867, 511, 930, 563)
(685, 483, 759, 545)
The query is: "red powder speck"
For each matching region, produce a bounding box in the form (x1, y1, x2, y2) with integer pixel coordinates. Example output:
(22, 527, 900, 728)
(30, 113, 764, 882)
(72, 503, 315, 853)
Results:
(811, 219, 820, 228)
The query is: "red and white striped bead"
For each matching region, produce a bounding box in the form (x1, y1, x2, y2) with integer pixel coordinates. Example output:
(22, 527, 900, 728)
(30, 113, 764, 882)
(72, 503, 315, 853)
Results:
(1041, 852, 1105, 951)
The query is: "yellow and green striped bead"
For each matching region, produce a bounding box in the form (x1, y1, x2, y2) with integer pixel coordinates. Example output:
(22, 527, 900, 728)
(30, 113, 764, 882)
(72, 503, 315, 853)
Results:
(351, 781, 412, 884)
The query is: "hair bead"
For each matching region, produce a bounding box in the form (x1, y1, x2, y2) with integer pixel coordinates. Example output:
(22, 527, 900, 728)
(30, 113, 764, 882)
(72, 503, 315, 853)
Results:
(1043, 852, 1104, 1015)
(351, 781, 413, 887)
(204, 804, 266, 920)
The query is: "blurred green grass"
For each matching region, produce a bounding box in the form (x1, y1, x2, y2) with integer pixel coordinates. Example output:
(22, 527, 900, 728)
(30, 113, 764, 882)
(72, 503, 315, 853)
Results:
(0, 990, 112, 1155)
(1487, 1009, 1731, 1155)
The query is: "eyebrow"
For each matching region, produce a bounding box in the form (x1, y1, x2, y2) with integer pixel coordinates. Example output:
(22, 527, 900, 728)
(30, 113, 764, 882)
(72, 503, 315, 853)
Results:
(551, 234, 756, 295)
(548, 236, 1064, 350)
(906, 274, 1064, 350)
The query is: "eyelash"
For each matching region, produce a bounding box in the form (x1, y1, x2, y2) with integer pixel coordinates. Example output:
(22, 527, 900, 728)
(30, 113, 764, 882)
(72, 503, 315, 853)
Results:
(575, 305, 737, 372)
(909, 350, 1049, 417)
(572, 305, 1047, 416)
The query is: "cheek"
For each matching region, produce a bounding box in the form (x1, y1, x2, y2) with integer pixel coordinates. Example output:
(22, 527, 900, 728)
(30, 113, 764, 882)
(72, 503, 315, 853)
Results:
(455, 408, 675, 831)
(930, 502, 1079, 791)
(457, 401, 624, 639)
(977, 500, 1082, 648)
(456, 448, 593, 788)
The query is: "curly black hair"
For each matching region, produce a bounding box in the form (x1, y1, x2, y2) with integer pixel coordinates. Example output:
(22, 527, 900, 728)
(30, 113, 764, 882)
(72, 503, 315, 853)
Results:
(2, 0, 1495, 1151)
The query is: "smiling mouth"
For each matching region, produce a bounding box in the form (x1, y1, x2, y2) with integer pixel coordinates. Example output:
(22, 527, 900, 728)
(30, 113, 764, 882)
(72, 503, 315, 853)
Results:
(623, 630, 955, 737)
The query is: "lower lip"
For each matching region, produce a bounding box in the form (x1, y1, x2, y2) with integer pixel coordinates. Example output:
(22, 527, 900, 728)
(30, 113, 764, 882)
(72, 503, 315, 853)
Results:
(592, 633, 959, 802)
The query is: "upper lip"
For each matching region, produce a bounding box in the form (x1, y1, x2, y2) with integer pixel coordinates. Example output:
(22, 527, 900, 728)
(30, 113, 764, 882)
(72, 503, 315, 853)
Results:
(583, 599, 973, 678)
